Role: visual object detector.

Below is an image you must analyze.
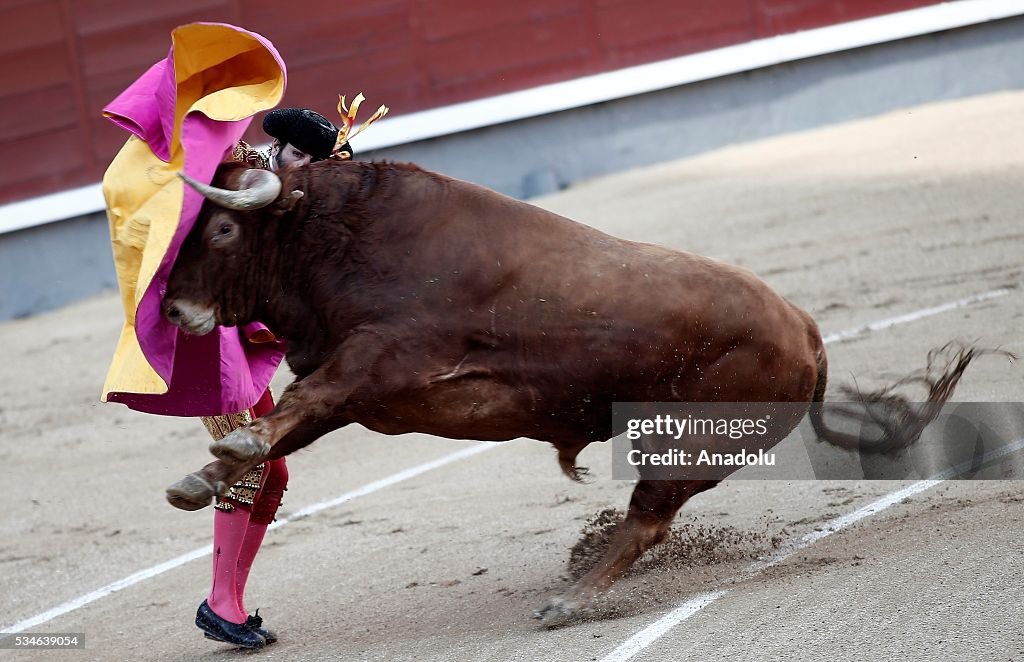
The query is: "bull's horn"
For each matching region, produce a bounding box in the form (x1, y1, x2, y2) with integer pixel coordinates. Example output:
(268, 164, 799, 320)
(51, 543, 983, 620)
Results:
(178, 168, 282, 210)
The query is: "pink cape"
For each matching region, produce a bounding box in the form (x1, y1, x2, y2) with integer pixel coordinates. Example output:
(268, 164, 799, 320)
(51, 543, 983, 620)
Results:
(103, 24, 287, 416)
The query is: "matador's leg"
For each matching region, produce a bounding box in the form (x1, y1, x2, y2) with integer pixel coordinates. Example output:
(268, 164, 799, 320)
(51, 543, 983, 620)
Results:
(199, 397, 265, 625)
(197, 389, 288, 641)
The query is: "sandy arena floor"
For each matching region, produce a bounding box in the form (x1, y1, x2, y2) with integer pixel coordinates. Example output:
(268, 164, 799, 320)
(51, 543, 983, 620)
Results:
(1, 90, 1023, 661)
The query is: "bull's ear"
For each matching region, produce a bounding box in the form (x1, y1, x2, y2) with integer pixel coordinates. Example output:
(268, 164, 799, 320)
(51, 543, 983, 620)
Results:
(271, 189, 304, 216)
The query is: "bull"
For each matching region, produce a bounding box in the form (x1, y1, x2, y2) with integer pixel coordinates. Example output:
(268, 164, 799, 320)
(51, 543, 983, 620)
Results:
(163, 160, 980, 623)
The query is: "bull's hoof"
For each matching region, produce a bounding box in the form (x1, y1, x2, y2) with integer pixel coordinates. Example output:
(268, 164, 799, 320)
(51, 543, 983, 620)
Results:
(210, 429, 270, 464)
(166, 473, 222, 511)
(532, 595, 582, 626)
(567, 466, 591, 483)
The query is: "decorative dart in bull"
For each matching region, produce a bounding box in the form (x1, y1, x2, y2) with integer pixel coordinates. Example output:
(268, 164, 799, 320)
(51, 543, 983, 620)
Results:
(163, 157, 990, 625)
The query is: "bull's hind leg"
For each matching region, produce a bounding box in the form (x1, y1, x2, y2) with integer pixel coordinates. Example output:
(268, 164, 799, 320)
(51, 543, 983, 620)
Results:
(535, 479, 718, 625)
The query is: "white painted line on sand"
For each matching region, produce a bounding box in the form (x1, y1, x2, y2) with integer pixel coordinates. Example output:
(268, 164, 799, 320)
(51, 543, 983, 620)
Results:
(0, 443, 495, 635)
(0, 545, 216, 637)
(598, 590, 729, 662)
(268, 443, 495, 529)
(598, 441, 1024, 662)
(821, 287, 1013, 344)
(1, 284, 1015, 634)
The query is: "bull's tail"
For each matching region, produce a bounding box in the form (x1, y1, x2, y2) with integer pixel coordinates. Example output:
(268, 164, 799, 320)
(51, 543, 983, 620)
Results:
(808, 341, 1007, 455)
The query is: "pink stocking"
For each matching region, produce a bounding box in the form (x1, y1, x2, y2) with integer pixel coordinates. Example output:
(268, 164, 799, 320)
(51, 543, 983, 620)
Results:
(234, 522, 268, 615)
(206, 507, 250, 624)
(234, 457, 288, 614)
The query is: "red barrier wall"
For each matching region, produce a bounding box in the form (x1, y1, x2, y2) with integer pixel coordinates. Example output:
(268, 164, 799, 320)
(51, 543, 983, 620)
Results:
(0, 0, 939, 205)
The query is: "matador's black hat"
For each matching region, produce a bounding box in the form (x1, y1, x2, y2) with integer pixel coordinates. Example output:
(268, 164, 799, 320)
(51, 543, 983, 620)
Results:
(263, 108, 352, 161)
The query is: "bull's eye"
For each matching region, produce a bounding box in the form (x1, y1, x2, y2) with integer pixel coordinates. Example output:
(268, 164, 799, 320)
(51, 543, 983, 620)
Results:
(209, 218, 239, 248)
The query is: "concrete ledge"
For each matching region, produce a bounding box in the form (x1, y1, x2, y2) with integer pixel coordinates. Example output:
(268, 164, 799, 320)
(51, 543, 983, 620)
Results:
(0, 211, 116, 319)
(364, 15, 1024, 199)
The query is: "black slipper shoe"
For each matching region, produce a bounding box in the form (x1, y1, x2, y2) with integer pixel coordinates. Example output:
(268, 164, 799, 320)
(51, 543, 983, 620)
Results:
(195, 600, 266, 649)
(245, 610, 278, 645)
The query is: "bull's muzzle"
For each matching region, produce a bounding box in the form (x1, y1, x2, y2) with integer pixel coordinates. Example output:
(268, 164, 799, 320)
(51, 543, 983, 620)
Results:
(163, 298, 217, 336)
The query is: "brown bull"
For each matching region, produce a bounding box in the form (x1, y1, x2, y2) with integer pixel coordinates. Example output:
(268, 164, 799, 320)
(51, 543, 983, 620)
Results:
(163, 160, 978, 623)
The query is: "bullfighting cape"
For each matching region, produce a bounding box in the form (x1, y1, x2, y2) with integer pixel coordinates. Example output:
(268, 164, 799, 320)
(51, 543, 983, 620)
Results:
(100, 23, 287, 416)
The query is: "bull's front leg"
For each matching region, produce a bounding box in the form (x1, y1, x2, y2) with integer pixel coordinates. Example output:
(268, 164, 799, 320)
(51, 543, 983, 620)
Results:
(208, 364, 362, 465)
(165, 419, 341, 511)
(166, 335, 384, 511)
(166, 458, 259, 511)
